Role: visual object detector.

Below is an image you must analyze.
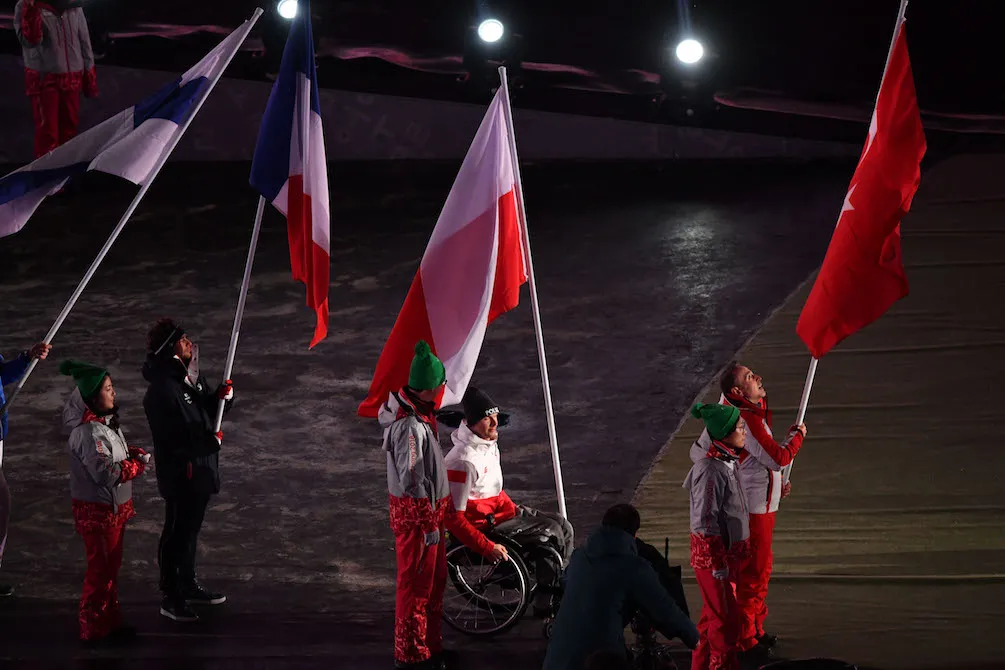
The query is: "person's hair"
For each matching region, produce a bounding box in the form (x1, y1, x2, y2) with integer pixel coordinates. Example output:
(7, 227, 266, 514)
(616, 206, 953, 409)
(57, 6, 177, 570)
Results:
(601, 504, 641, 536)
(584, 650, 631, 670)
(719, 360, 741, 397)
(146, 318, 179, 355)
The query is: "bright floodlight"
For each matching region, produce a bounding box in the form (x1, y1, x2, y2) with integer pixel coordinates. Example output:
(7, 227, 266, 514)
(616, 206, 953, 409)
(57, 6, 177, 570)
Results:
(277, 0, 297, 20)
(477, 18, 505, 43)
(675, 38, 704, 64)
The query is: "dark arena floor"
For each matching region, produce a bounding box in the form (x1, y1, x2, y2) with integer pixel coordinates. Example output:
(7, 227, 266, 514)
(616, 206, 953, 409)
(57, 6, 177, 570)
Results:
(0, 157, 911, 668)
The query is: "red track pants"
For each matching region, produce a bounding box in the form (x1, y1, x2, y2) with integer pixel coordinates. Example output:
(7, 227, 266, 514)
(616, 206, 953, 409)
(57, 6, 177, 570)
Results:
(691, 566, 741, 670)
(30, 87, 81, 158)
(393, 524, 447, 665)
(736, 511, 776, 650)
(78, 521, 126, 641)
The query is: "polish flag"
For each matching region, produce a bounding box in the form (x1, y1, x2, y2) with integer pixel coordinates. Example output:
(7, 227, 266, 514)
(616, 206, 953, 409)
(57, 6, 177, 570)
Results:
(797, 9, 926, 358)
(358, 87, 527, 417)
(250, 0, 330, 348)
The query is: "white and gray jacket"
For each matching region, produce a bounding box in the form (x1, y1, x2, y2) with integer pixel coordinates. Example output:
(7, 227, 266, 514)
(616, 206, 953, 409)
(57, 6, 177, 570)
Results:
(14, 1, 94, 76)
(379, 391, 450, 506)
(62, 388, 133, 512)
(682, 447, 749, 548)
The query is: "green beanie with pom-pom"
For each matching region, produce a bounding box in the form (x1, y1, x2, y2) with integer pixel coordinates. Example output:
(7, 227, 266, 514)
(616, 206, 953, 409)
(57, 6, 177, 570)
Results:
(58, 359, 108, 400)
(690, 402, 740, 441)
(408, 340, 446, 391)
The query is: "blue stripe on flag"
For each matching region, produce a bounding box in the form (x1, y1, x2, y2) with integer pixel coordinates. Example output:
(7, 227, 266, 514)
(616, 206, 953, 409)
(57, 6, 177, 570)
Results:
(0, 163, 89, 205)
(133, 76, 210, 128)
(249, 0, 320, 200)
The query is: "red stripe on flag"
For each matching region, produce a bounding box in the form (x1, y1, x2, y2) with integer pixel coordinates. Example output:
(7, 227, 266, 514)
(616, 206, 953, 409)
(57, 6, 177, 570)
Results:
(447, 469, 468, 484)
(358, 272, 436, 418)
(286, 175, 330, 348)
(488, 189, 526, 322)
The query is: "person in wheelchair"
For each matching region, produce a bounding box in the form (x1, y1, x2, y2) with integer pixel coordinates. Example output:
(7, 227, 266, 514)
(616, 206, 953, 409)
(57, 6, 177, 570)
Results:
(543, 504, 699, 670)
(442, 387, 574, 616)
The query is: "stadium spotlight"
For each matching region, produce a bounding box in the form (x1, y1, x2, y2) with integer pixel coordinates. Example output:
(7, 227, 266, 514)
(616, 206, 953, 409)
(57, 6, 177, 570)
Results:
(477, 18, 505, 43)
(675, 38, 704, 64)
(277, 0, 298, 20)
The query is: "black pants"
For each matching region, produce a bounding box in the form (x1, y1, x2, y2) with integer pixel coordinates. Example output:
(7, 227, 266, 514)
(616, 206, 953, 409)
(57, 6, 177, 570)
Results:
(494, 506, 574, 609)
(158, 495, 210, 597)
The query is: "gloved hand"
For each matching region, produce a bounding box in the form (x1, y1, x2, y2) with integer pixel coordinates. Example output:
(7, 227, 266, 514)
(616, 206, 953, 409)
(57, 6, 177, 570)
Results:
(781, 481, 792, 499)
(423, 529, 440, 546)
(712, 567, 729, 581)
(119, 457, 146, 482)
(128, 446, 151, 464)
(217, 380, 234, 401)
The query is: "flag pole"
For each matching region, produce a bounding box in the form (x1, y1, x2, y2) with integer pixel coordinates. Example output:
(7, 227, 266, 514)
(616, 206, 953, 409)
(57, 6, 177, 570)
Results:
(214, 195, 266, 436)
(0, 7, 264, 419)
(785, 0, 908, 485)
(497, 66, 568, 520)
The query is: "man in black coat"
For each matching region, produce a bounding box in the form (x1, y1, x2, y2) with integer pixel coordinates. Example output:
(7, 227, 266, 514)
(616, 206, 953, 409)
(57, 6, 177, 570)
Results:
(142, 318, 233, 622)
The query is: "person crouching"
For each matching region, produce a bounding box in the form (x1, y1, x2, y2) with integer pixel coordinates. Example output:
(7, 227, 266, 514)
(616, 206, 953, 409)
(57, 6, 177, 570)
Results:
(60, 360, 149, 646)
(683, 403, 750, 670)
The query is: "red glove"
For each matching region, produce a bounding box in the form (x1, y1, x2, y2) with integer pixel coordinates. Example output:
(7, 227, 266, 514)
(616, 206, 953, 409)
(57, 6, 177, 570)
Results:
(128, 446, 150, 464)
(218, 380, 234, 401)
(21, 0, 43, 45)
(83, 67, 99, 98)
(119, 457, 146, 482)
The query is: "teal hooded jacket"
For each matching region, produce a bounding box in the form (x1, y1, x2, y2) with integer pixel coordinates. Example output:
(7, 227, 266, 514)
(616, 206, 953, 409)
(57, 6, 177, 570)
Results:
(543, 525, 699, 670)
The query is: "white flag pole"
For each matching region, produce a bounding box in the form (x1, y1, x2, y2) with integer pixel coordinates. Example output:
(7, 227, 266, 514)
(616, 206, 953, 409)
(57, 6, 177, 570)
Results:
(497, 66, 569, 520)
(0, 8, 264, 419)
(784, 0, 908, 485)
(214, 195, 266, 436)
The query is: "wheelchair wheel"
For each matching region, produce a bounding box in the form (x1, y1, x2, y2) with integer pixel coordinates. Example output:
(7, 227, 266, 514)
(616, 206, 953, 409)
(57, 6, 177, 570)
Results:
(442, 539, 531, 636)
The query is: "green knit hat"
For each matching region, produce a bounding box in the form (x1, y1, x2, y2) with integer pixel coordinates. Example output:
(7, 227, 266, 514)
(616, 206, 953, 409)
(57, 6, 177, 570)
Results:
(691, 402, 740, 441)
(59, 359, 109, 400)
(408, 340, 446, 391)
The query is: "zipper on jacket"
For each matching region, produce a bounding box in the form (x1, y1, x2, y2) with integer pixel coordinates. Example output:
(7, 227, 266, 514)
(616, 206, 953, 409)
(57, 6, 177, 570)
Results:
(60, 14, 71, 74)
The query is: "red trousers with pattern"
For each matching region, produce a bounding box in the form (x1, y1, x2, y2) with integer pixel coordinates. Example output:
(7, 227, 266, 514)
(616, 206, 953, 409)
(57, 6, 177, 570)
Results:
(30, 87, 81, 158)
(736, 511, 776, 650)
(691, 566, 741, 670)
(393, 521, 448, 665)
(74, 500, 133, 641)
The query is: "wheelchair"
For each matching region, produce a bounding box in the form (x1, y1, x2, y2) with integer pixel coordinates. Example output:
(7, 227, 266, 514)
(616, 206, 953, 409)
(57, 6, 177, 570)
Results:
(442, 512, 565, 637)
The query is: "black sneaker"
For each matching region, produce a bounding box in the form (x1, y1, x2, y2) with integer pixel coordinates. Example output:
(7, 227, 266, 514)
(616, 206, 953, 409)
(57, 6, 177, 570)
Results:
(183, 581, 226, 606)
(738, 643, 773, 670)
(757, 632, 778, 648)
(159, 597, 199, 622)
(107, 625, 138, 644)
(0, 584, 13, 598)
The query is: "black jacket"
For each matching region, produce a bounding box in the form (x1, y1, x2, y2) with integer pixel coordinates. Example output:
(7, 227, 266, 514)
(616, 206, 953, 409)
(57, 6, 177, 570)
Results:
(142, 354, 230, 499)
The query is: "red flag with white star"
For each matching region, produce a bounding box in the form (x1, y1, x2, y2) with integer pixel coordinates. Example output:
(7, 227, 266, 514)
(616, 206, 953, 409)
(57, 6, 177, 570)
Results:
(796, 12, 926, 358)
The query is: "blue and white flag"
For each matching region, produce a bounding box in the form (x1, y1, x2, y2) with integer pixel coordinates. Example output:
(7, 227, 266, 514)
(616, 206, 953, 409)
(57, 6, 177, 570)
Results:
(0, 15, 255, 239)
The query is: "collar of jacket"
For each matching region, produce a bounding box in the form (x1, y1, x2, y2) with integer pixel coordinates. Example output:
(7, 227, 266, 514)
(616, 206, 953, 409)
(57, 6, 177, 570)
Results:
(394, 387, 437, 428)
(451, 421, 496, 452)
(81, 409, 108, 426)
(707, 438, 743, 462)
(724, 391, 771, 423)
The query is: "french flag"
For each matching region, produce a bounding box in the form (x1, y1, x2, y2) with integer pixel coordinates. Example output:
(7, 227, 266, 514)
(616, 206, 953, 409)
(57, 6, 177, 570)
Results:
(0, 17, 255, 239)
(358, 86, 528, 417)
(249, 0, 330, 349)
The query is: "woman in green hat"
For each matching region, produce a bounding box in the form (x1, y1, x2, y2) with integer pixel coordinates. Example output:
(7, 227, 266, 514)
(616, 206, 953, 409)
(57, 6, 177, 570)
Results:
(60, 360, 149, 646)
(683, 402, 751, 670)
